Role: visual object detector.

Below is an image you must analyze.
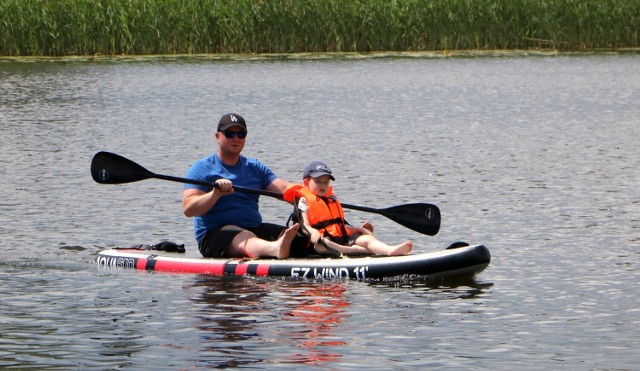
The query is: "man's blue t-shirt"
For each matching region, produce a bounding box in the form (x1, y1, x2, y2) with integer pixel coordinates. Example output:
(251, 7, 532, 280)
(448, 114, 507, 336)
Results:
(184, 154, 278, 242)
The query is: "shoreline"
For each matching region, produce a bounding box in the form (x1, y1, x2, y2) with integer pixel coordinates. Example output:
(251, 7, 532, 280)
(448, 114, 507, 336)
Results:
(2, 48, 639, 62)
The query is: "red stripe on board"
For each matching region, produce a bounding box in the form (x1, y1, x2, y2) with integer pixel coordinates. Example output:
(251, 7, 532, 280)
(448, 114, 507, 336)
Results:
(256, 264, 270, 276)
(234, 263, 249, 276)
(153, 260, 225, 275)
(136, 258, 147, 270)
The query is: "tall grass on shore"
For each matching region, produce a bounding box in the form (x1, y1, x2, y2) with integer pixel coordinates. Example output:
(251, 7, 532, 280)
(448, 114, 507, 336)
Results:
(1, 0, 638, 56)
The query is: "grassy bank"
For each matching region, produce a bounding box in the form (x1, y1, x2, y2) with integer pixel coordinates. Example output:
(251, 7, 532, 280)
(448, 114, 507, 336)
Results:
(1, 0, 638, 56)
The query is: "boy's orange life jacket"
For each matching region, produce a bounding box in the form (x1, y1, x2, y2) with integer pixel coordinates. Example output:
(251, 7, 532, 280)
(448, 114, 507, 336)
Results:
(283, 184, 350, 241)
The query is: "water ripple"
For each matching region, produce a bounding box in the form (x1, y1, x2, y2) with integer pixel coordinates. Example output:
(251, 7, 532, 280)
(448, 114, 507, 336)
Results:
(1, 54, 638, 369)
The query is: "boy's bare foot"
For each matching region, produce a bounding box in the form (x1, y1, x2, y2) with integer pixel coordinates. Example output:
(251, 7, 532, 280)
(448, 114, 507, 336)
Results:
(275, 224, 300, 259)
(388, 241, 413, 256)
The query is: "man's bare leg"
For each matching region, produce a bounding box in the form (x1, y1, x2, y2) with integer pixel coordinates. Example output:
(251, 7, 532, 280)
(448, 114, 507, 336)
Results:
(228, 224, 300, 259)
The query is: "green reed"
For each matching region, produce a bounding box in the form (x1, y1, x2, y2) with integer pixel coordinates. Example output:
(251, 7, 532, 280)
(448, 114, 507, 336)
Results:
(1, 0, 638, 56)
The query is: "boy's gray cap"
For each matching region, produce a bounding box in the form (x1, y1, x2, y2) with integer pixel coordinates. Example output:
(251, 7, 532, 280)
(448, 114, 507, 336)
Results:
(303, 161, 335, 180)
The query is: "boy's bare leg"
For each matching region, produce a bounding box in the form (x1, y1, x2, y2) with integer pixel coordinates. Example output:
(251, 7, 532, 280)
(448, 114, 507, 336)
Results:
(316, 238, 370, 255)
(355, 235, 413, 256)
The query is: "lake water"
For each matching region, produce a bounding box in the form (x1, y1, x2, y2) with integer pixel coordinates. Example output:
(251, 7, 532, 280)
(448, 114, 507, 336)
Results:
(1, 51, 638, 369)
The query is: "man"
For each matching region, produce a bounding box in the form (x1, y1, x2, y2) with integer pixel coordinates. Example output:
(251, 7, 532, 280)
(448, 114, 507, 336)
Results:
(182, 113, 300, 259)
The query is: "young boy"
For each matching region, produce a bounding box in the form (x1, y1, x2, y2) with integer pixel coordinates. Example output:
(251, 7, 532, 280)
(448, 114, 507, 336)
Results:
(284, 161, 413, 256)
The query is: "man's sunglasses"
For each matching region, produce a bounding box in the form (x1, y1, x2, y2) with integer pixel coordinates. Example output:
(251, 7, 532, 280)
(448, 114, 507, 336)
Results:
(219, 129, 248, 139)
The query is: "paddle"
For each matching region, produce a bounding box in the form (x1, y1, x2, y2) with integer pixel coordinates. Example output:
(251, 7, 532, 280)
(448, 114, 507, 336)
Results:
(91, 151, 441, 236)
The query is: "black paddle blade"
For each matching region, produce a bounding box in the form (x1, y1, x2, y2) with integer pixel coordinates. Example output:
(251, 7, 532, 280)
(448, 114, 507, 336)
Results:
(379, 203, 441, 236)
(91, 151, 154, 184)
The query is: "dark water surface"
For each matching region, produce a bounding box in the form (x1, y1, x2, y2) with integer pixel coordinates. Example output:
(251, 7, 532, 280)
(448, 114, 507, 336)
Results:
(1, 52, 638, 369)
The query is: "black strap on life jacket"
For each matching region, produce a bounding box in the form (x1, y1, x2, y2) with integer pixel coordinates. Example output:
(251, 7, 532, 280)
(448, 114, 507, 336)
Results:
(311, 217, 344, 230)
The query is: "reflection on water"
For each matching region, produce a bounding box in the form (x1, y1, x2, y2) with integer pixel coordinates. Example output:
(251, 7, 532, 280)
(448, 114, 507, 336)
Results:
(279, 283, 347, 365)
(187, 277, 270, 368)
(179, 275, 495, 368)
(185, 276, 349, 367)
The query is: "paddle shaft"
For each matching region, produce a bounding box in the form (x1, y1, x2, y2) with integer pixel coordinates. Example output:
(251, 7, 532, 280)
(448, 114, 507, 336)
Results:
(150, 172, 429, 220)
(154, 173, 283, 199)
(161, 175, 441, 236)
(154, 173, 382, 211)
(91, 151, 440, 235)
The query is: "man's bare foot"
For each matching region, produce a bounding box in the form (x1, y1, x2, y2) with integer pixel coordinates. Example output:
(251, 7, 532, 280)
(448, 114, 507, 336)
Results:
(361, 221, 374, 233)
(388, 241, 413, 256)
(275, 223, 300, 259)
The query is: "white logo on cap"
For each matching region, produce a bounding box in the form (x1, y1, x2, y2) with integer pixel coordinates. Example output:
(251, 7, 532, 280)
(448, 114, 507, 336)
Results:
(230, 115, 238, 122)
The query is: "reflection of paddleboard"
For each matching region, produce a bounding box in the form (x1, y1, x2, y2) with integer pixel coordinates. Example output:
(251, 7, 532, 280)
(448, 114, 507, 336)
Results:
(97, 244, 490, 280)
